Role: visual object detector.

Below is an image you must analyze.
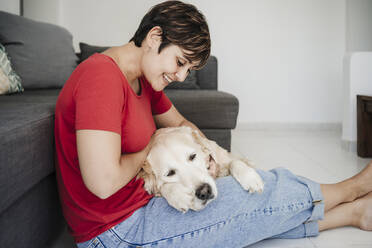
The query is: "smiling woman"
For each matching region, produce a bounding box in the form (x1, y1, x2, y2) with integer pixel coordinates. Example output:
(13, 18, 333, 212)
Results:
(54, 0, 213, 245)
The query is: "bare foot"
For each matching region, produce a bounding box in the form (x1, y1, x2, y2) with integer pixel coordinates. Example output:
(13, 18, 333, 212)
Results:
(353, 192, 372, 231)
(347, 161, 372, 201)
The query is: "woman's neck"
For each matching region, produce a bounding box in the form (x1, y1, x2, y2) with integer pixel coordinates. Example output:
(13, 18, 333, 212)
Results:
(103, 42, 143, 87)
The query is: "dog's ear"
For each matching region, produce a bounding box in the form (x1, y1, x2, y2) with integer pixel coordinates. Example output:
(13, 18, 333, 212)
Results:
(137, 160, 160, 196)
(191, 129, 235, 177)
(191, 130, 217, 160)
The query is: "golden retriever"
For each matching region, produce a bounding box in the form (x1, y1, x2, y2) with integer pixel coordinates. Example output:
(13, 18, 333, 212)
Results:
(137, 126, 264, 212)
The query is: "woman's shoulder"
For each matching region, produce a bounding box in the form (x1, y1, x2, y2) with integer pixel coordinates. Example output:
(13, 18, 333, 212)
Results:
(68, 54, 126, 95)
(71, 54, 126, 86)
(77, 53, 117, 72)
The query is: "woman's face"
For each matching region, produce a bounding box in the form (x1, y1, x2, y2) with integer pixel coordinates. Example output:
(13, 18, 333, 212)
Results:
(142, 43, 197, 92)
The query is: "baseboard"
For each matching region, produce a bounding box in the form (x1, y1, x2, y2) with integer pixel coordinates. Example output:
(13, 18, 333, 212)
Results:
(341, 139, 357, 153)
(235, 122, 342, 132)
(234, 122, 360, 154)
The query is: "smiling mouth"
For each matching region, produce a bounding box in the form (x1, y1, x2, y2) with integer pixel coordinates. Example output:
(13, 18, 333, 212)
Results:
(163, 74, 172, 84)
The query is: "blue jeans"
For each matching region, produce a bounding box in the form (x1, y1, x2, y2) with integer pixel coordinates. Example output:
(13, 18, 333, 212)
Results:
(77, 168, 324, 248)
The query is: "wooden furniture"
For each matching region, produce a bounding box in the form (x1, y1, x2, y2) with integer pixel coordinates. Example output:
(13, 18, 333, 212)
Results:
(357, 95, 372, 157)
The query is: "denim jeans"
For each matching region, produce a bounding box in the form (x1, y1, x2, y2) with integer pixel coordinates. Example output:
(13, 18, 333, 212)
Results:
(77, 168, 324, 248)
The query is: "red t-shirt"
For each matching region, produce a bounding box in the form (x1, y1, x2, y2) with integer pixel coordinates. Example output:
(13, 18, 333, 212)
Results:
(54, 53, 172, 243)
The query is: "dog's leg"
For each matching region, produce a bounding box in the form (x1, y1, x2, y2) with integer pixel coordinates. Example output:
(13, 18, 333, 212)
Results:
(230, 160, 264, 193)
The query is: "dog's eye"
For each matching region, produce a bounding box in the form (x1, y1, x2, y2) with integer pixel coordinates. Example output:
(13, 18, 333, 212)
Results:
(189, 153, 196, 161)
(166, 169, 176, 177)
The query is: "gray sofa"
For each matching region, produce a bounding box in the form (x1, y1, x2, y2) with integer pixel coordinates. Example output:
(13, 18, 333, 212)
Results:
(0, 11, 239, 248)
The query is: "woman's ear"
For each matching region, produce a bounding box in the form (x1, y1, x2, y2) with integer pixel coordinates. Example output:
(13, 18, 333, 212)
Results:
(145, 26, 163, 51)
(137, 160, 160, 196)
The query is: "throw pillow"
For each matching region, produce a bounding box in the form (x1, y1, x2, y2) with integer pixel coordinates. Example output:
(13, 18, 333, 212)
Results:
(79, 42, 109, 63)
(0, 44, 24, 95)
(0, 11, 78, 89)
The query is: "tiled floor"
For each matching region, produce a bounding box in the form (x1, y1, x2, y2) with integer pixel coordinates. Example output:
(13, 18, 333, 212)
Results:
(52, 128, 372, 248)
(231, 128, 372, 248)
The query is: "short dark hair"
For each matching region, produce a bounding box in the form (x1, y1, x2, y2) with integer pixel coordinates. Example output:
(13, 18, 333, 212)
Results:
(130, 0, 211, 70)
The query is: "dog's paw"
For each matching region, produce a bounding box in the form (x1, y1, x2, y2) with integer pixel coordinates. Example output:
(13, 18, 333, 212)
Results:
(241, 168, 264, 193)
(161, 184, 193, 213)
(231, 160, 264, 193)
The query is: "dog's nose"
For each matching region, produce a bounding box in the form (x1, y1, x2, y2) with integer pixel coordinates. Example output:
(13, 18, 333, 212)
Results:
(195, 183, 213, 200)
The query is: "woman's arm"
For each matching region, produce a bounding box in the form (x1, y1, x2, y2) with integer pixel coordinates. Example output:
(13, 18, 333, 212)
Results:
(76, 129, 152, 199)
(77, 105, 201, 199)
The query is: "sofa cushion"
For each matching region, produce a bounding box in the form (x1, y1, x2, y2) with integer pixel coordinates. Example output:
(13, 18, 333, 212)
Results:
(0, 11, 78, 89)
(165, 89, 239, 129)
(0, 89, 60, 214)
(0, 174, 65, 247)
(201, 129, 231, 152)
(196, 56, 217, 90)
(0, 44, 24, 95)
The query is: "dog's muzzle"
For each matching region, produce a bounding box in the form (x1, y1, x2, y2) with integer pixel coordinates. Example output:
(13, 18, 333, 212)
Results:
(195, 183, 214, 202)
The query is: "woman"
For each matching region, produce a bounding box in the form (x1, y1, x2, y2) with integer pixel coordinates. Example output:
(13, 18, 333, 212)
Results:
(54, 1, 372, 247)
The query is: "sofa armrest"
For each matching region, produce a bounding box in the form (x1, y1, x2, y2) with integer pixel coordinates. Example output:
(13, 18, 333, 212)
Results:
(196, 56, 217, 90)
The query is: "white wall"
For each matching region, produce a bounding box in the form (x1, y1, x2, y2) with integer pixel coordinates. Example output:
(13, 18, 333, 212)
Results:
(346, 0, 372, 52)
(0, 0, 19, 15)
(3, 0, 348, 126)
(23, 0, 61, 25)
(204, 0, 345, 124)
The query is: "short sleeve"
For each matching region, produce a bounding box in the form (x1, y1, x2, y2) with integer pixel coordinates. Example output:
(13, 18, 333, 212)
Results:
(74, 66, 124, 135)
(151, 90, 172, 115)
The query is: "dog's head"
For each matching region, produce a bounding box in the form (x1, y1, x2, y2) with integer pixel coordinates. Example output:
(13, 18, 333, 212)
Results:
(138, 126, 218, 211)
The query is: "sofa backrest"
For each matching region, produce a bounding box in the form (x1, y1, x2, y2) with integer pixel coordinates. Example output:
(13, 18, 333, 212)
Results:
(0, 11, 78, 90)
(196, 55, 217, 90)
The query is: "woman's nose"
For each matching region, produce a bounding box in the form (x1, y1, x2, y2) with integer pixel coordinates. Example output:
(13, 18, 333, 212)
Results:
(175, 68, 189, 82)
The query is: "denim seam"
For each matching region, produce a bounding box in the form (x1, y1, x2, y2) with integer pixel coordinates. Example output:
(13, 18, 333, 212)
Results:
(303, 221, 319, 237)
(109, 229, 139, 247)
(86, 238, 103, 248)
(109, 200, 313, 246)
(271, 224, 306, 239)
(96, 237, 107, 248)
